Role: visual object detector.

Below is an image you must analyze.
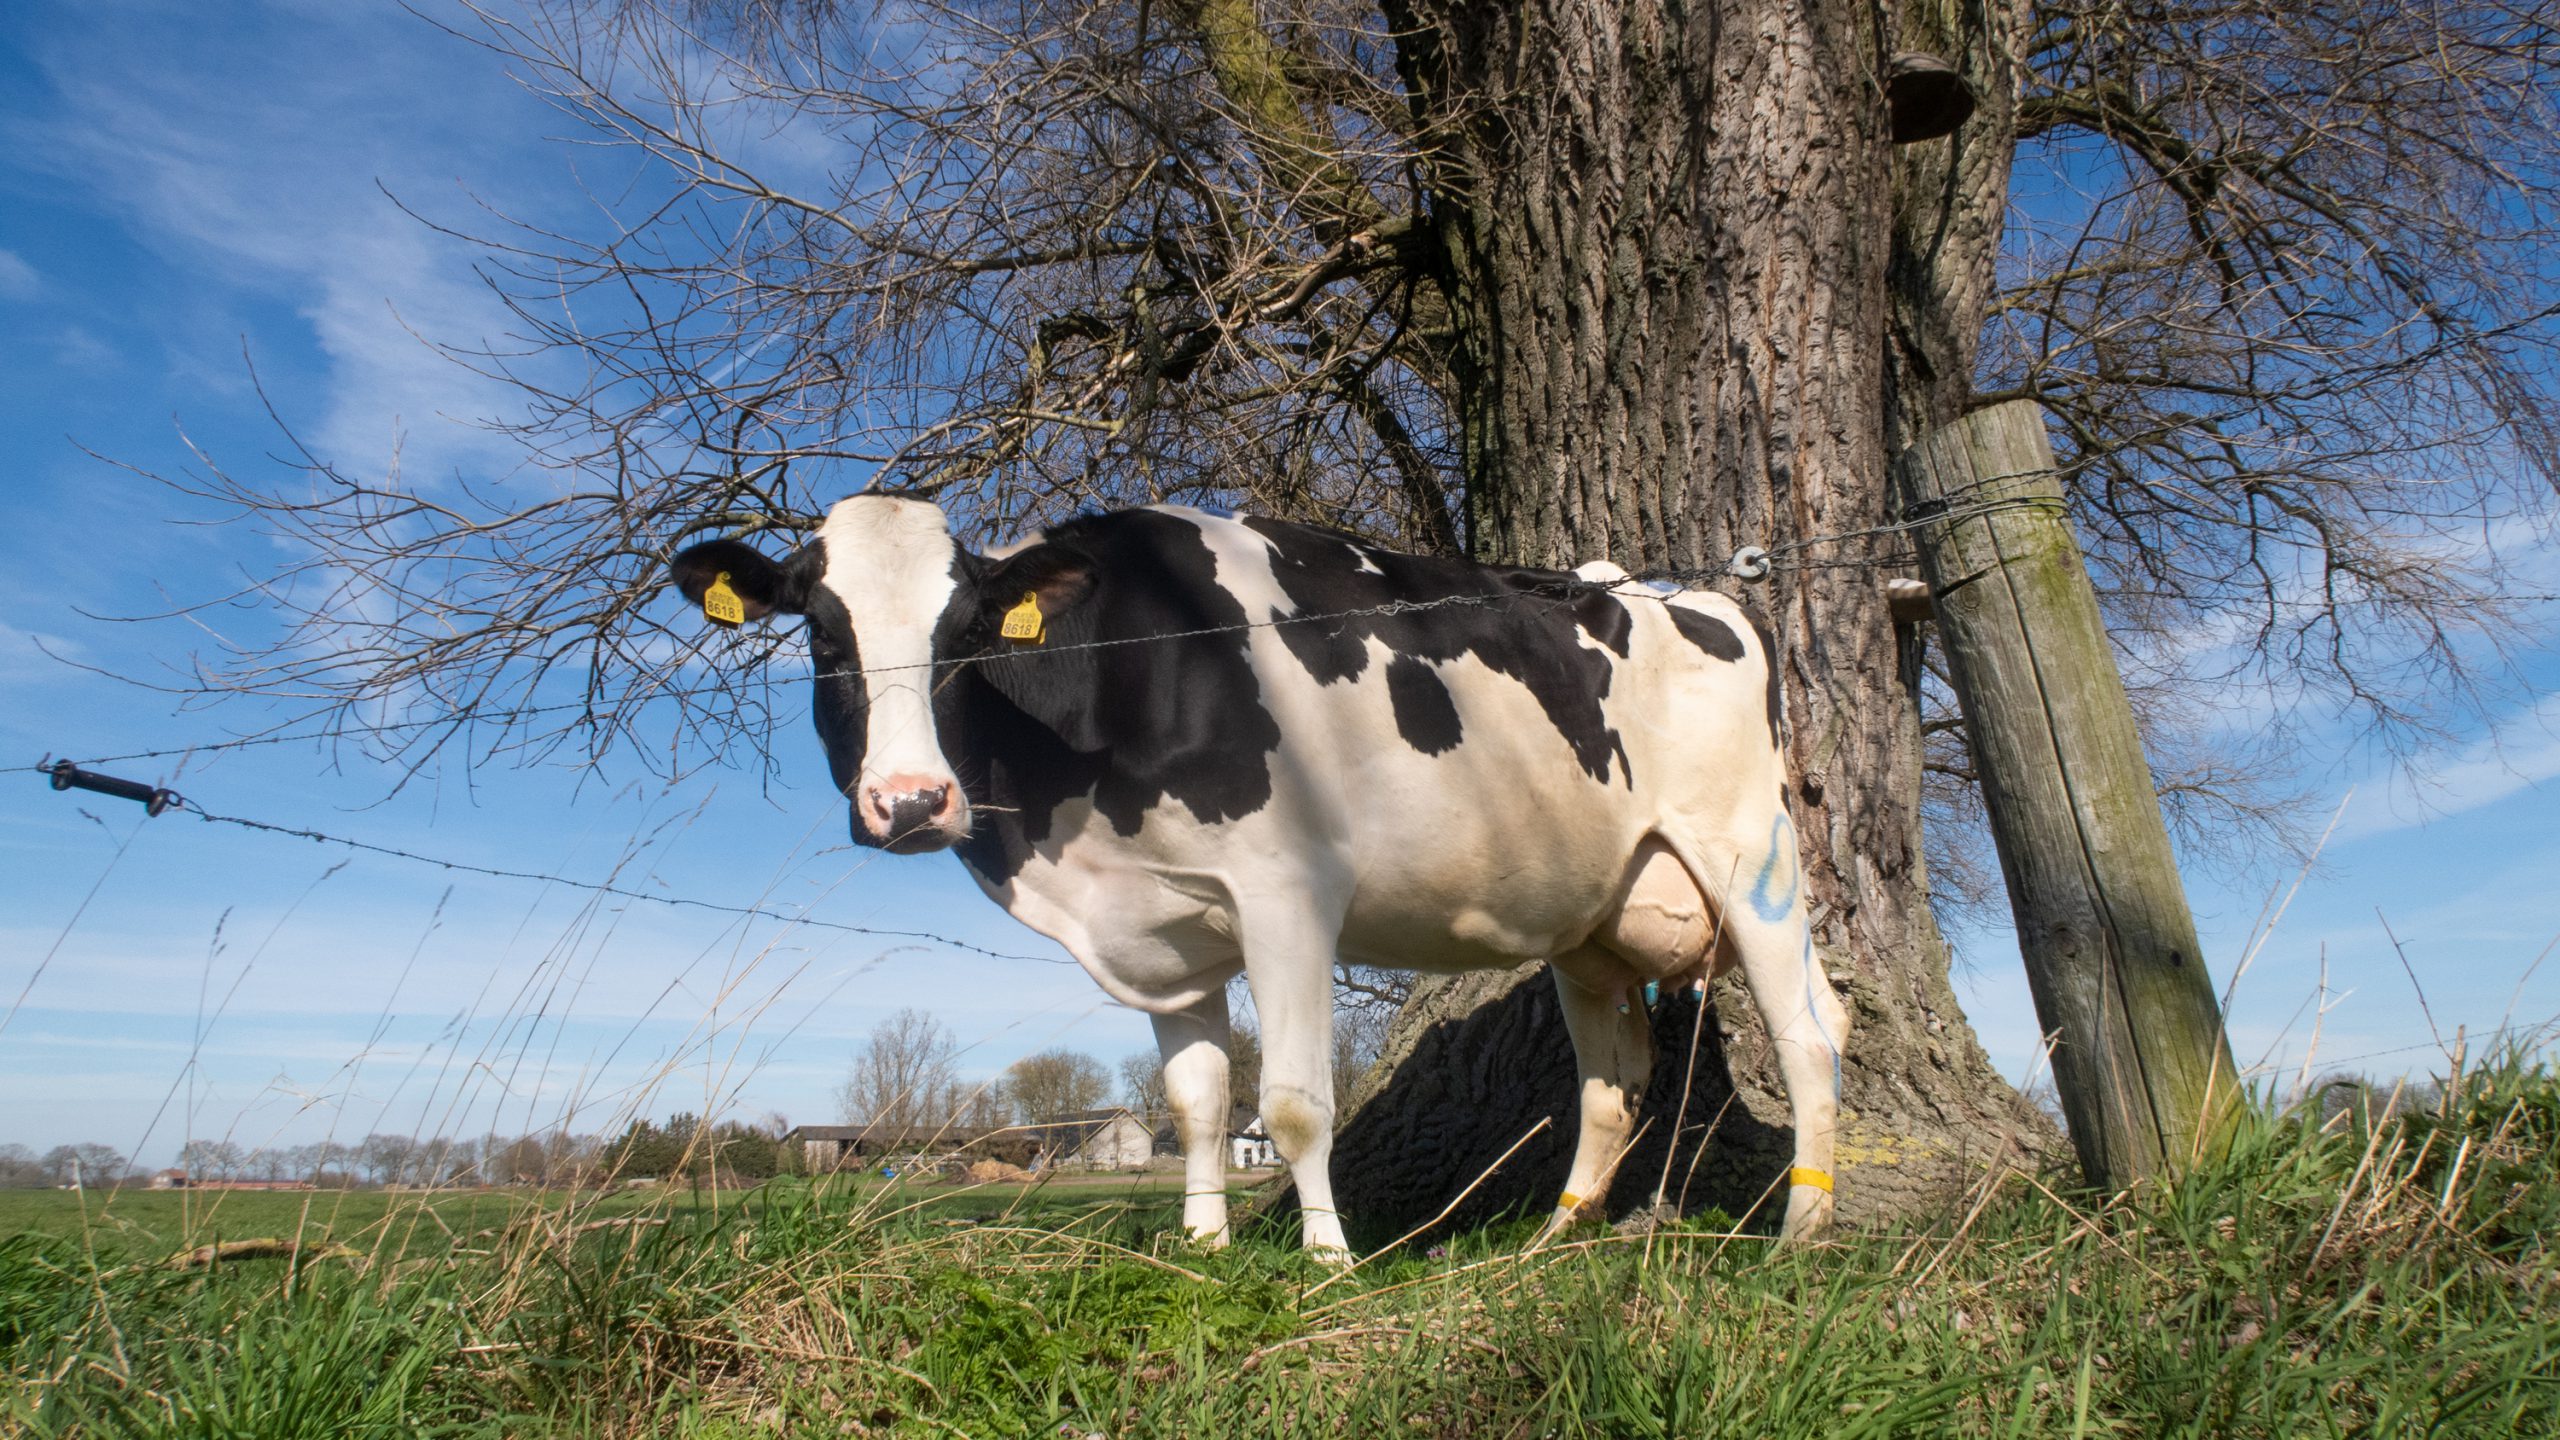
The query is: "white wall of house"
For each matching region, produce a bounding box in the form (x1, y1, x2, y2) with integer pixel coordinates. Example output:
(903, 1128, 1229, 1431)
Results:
(1074, 1114, 1155, 1171)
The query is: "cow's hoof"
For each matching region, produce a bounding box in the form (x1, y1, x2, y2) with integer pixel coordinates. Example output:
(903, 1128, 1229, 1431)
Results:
(1527, 1206, 1580, 1251)
(1777, 1187, 1835, 1245)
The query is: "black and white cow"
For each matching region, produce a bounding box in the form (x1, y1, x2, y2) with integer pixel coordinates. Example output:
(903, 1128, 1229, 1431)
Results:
(671, 494, 1849, 1253)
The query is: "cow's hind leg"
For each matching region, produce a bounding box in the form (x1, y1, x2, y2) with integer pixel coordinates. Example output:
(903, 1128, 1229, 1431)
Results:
(1716, 818, 1851, 1241)
(1531, 836, 1722, 1241)
(1539, 946, 1656, 1244)
(1153, 992, 1233, 1247)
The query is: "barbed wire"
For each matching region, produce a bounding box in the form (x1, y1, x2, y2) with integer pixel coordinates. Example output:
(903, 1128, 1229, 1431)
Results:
(27, 504, 2037, 977)
(55, 487, 2550, 775)
(41, 592, 1546, 770)
(49, 774, 2542, 1040)
(44, 500, 2060, 772)
(2275, 1020, 2560, 1078)
(27, 785, 2554, 1041)
(120, 793, 1078, 967)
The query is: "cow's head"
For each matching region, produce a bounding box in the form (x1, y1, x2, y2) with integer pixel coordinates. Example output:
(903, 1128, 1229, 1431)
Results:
(668, 493, 1093, 853)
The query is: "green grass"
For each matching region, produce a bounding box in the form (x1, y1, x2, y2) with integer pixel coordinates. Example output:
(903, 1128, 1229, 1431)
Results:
(0, 1189, 541, 1263)
(0, 1171, 1192, 1264)
(5, 1061, 2556, 1437)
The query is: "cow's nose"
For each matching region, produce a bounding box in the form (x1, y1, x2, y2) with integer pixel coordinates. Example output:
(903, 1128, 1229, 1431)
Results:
(871, 781, 954, 837)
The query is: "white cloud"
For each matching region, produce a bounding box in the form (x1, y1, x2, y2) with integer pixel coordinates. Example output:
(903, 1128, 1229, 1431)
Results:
(0, 618, 82, 681)
(0, 248, 38, 299)
(6, 4, 571, 484)
(2341, 690, 2560, 839)
(49, 325, 116, 372)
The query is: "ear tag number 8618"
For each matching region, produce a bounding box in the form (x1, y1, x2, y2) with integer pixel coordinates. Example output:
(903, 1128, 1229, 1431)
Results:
(702, 572, 746, 628)
(1000, 593, 1046, 644)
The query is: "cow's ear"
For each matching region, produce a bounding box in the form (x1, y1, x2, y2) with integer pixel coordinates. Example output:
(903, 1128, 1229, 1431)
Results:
(669, 538, 806, 624)
(980, 541, 1098, 629)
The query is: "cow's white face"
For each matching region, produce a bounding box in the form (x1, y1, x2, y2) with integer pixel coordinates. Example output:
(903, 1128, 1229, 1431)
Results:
(811, 496, 972, 851)
(668, 494, 983, 854)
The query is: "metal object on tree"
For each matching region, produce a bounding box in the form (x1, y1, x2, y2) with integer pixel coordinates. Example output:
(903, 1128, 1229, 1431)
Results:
(1887, 53, 1975, 145)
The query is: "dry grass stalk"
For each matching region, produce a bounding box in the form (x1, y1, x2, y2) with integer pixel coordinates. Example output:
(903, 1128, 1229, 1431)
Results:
(164, 1237, 363, 1270)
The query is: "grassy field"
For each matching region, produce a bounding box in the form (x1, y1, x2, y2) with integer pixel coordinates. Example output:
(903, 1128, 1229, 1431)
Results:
(3, 1064, 2555, 1438)
(0, 1171, 1201, 1262)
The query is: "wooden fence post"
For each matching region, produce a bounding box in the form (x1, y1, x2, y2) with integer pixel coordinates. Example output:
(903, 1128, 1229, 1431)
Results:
(1893, 400, 2242, 1192)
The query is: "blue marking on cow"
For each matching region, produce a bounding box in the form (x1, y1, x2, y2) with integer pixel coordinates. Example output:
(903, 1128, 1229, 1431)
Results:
(1748, 810, 1798, 923)
(1640, 579, 1682, 595)
(1802, 923, 1841, 1091)
(1749, 808, 1841, 1092)
(1199, 504, 1239, 519)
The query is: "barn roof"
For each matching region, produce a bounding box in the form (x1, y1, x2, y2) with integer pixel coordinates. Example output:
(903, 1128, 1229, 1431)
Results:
(782, 1123, 1000, 1147)
(784, 1111, 1156, 1156)
(987, 1108, 1148, 1153)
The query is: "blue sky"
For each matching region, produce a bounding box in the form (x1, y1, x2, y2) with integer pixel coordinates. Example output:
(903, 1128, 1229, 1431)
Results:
(2, 1, 2555, 1168)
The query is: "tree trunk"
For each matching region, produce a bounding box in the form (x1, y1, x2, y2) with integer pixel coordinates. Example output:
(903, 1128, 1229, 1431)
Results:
(1329, 0, 2056, 1240)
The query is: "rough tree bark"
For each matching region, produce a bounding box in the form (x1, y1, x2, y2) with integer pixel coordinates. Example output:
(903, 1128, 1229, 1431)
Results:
(1325, 0, 2058, 1241)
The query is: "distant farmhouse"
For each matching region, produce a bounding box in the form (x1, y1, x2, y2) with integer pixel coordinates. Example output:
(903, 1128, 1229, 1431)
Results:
(786, 1107, 1159, 1174)
(1230, 1113, 1277, 1170)
(782, 1123, 1011, 1173)
(1015, 1109, 1155, 1171)
(143, 1170, 314, 1192)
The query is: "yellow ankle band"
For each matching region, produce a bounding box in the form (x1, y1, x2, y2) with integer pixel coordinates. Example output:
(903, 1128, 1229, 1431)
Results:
(1787, 1167, 1833, 1193)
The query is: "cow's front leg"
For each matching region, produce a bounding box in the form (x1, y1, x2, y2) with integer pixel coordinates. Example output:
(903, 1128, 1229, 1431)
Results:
(1152, 992, 1233, 1247)
(1242, 926, 1351, 1262)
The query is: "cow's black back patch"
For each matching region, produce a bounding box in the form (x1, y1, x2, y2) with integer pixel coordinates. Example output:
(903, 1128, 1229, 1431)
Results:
(1243, 517, 1632, 786)
(1667, 606, 1746, 662)
(1384, 655, 1464, 755)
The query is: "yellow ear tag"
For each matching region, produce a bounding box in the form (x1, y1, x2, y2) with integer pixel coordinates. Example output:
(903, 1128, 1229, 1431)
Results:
(999, 592, 1046, 644)
(701, 572, 746, 628)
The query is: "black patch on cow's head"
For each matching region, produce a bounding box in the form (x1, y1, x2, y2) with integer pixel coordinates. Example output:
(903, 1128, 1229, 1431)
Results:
(801, 579, 868, 802)
(668, 536, 819, 620)
(668, 531, 876, 816)
(1666, 606, 1746, 662)
(949, 510, 1282, 883)
(1241, 517, 1632, 787)
(976, 539, 1101, 638)
(1383, 655, 1464, 755)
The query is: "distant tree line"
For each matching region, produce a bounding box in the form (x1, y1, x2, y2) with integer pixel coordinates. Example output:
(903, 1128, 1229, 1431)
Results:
(596, 1114, 793, 1182)
(2, 998, 1402, 1190)
(157, 1133, 619, 1188)
(0, 1125, 774, 1189)
(0, 1144, 130, 1189)
(833, 1002, 1390, 1132)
